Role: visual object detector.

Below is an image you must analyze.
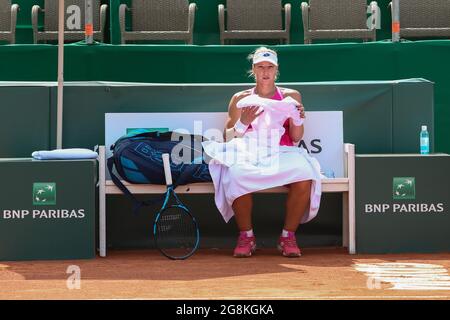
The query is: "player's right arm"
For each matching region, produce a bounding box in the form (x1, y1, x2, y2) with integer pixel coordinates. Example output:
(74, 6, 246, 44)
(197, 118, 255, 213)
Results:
(223, 90, 262, 142)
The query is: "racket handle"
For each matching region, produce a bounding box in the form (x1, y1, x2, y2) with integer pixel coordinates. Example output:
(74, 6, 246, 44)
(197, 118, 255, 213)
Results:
(162, 153, 173, 186)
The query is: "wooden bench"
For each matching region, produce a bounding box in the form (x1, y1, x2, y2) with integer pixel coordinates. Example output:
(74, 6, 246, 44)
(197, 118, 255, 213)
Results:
(98, 112, 356, 256)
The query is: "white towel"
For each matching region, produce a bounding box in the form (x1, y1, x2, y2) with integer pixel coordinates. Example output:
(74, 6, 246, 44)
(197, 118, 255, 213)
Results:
(237, 95, 303, 125)
(32, 148, 98, 160)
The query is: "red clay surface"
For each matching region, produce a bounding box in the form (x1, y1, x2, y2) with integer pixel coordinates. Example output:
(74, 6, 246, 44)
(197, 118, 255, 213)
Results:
(0, 248, 449, 300)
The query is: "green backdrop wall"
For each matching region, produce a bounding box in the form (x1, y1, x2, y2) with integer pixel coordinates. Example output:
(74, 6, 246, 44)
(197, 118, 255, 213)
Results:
(0, 79, 434, 157)
(0, 79, 434, 249)
(0, 41, 448, 152)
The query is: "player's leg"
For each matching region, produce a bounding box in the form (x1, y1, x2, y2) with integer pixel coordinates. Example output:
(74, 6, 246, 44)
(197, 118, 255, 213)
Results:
(284, 180, 312, 231)
(232, 193, 253, 231)
(279, 180, 312, 257)
(232, 193, 256, 257)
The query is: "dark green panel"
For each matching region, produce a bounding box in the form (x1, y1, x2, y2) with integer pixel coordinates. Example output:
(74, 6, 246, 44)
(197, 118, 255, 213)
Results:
(106, 193, 342, 249)
(298, 83, 393, 153)
(58, 43, 401, 83)
(0, 86, 51, 157)
(355, 154, 450, 254)
(58, 81, 397, 154)
(0, 159, 97, 260)
(58, 84, 237, 149)
(395, 41, 450, 155)
(393, 79, 435, 153)
(0, 45, 57, 81)
(0, 79, 433, 155)
(277, 42, 397, 82)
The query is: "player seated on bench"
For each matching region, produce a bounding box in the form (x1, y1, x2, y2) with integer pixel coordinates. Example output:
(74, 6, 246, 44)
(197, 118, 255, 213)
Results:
(201, 47, 322, 258)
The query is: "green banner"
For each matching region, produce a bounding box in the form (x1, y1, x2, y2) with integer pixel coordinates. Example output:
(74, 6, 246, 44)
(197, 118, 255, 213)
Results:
(355, 154, 450, 253)
(0, 159, 97, 260)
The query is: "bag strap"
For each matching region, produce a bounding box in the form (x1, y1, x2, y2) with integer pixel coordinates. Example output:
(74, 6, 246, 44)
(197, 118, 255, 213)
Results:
(111, 131, 172, 150)
(130, 131, 173, 140)
(119, 131, 206, 144)
(107, 156, 198, 214)
(107, 157, 165, 214)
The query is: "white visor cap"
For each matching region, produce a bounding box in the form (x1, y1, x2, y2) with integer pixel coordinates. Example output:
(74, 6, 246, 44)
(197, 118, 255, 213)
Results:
(252, 51, 278, 66)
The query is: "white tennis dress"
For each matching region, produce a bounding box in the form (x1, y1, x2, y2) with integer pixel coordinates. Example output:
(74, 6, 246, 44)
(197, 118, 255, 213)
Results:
(202, 94, 322, 224)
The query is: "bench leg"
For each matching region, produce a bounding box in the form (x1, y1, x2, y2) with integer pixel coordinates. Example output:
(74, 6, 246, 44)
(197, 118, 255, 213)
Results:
(344, 143, 356, 254)
(348, 189, 356, 255)
(98, 146, 107, 257)
(342, 192, 349, 248)
(343, 190, 356, 254)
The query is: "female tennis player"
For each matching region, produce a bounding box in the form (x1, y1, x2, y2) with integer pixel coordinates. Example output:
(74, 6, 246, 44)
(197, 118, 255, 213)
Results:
(202, 47, 322, 258)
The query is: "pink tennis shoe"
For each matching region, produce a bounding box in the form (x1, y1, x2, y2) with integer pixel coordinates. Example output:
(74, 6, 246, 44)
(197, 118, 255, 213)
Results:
(278, 232, 302, 257)
(233, 233, 256, 258)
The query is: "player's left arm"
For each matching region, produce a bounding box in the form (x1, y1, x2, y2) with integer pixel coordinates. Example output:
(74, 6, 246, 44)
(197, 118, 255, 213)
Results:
(282, 89, 305, 144)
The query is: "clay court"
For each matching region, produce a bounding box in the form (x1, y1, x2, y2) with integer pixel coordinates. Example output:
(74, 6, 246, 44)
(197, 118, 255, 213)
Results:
(0, 248, 449, 300)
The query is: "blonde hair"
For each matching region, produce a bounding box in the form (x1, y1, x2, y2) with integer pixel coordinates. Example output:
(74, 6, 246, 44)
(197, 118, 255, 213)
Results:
(247, 47, 280, 81)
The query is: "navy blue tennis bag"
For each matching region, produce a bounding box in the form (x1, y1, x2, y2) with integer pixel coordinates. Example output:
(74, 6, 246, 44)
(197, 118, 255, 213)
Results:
(107, 130, 212, 212)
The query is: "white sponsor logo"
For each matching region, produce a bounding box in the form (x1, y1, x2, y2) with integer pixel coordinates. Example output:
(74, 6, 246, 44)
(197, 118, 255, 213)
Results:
(2, 209, 86, 219)
(364, 203, 445, 214)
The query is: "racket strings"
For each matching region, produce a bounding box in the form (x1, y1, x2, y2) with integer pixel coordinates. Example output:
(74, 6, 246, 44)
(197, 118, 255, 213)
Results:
(155, 205, 198, 259)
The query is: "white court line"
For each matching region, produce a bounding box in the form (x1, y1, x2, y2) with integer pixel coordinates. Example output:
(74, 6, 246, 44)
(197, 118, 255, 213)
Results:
(354, 263, 450, 291)
(101, 295, 450, 300)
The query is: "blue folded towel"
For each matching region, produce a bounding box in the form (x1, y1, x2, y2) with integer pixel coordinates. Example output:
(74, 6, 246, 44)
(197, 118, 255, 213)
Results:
(32, 148, 98, 160)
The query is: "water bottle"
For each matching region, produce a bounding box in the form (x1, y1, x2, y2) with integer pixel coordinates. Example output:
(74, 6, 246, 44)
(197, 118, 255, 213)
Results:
(420, 125, 429, 155)
(324, 169, 335, 178)
(321, 169, 335, 179)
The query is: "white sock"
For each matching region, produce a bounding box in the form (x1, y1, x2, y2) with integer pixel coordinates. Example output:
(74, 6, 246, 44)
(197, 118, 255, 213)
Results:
(240, 229, 254, 237)
(281, 229, 293, 237)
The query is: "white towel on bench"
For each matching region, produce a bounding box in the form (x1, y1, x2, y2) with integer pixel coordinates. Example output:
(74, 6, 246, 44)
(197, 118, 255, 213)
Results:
(32, 148, 98, 160)
(202, 97, 322, 224)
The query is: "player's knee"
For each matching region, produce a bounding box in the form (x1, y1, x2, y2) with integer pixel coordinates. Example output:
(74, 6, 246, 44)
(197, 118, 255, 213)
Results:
(290, 180, 312, 193)
(234, 193, 253, 203)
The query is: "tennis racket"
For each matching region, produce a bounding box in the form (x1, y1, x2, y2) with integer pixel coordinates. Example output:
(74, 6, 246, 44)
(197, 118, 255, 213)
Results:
(153, 153, 200, 260)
